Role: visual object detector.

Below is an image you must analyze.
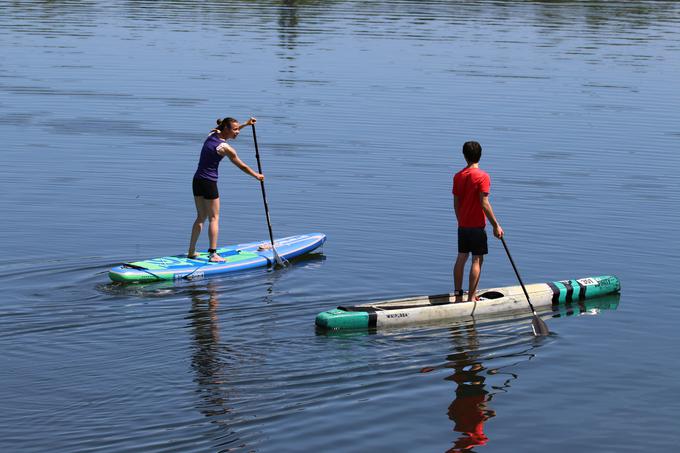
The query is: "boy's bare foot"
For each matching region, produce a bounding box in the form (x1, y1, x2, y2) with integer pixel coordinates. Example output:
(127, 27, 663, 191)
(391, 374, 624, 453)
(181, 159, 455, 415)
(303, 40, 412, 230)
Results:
(187, 252, 199, 259)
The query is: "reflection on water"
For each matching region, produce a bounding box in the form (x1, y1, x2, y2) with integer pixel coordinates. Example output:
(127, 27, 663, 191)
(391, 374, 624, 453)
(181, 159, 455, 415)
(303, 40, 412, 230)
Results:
(3, 1, 679, 46)
(183, 265, 290, 451)
(550, 293, 621, 319)
(441, 325, 497, 452)
(188, 282, 240, 449)
(420, 295, 619, 451)
(421, 323, 531, 452)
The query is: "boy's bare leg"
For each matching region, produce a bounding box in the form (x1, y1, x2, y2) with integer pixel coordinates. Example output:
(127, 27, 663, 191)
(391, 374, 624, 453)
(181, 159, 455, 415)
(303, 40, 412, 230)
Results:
(453, 253, 469, 302)
(468, 255, 484, 301)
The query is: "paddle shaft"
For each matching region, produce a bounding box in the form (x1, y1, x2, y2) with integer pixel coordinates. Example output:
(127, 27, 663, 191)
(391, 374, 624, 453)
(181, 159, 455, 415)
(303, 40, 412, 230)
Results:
(251, 124, 280, 261)
(500, 236, 539, 315)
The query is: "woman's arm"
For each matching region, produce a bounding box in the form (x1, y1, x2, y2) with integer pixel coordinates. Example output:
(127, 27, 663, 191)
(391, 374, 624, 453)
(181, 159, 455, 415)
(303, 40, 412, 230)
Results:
(238, 117, 256, 130)
(217, 143, 264, 181)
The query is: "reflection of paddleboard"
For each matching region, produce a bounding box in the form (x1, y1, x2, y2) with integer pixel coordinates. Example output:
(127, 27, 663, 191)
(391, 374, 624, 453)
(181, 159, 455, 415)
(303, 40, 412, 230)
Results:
(316, 275, 620, 330)
(109, 233, 326, 283)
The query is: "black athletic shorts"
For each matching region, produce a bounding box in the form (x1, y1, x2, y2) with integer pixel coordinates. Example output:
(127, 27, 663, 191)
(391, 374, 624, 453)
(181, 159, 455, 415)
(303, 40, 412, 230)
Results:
(458, 227, 488, 255)
(192, 177, 219, 199)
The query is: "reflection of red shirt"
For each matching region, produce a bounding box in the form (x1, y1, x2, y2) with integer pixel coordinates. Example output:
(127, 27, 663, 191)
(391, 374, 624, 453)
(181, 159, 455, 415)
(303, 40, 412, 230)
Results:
(448, 380, 490, 451)
(449, 392, 486, 434)
(453, 167, 491, 228)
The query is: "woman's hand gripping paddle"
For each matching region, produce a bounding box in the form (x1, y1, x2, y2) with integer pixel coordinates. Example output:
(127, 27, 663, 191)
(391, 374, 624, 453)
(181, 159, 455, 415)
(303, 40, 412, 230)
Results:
(500, 236, 550, 336)
(251, 123, 287, 268)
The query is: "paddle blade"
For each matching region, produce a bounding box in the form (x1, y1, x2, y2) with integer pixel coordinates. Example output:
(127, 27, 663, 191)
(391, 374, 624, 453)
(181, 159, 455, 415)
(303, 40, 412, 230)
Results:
(272, 249, 288, 268)
(531, 315, 550, 336)
(273, 254, 287, 268)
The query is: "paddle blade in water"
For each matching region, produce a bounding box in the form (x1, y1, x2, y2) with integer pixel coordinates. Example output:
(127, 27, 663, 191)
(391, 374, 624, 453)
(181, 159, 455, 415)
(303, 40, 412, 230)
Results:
(531, 315, 550, 336)
(273, 250, 288, 268)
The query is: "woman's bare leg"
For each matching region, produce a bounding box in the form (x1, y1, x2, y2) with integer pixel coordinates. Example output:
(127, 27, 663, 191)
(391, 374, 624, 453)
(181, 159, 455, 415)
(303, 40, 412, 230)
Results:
(188, 196, 208, 258)
(206, 197, 224, 262)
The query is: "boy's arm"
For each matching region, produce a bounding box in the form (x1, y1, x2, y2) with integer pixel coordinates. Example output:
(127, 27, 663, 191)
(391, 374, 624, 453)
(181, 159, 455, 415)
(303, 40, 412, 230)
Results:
(453, 195, 460, 223)
(480, 193, 504, 238)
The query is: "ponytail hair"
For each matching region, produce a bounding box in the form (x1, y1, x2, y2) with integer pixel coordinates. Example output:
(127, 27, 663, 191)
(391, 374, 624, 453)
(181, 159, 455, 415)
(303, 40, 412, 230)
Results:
(212, 117, 238, 133)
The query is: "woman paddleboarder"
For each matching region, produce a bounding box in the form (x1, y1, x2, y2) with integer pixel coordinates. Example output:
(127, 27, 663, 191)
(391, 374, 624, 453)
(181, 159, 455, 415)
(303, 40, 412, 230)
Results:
(188, 116, 264, 262)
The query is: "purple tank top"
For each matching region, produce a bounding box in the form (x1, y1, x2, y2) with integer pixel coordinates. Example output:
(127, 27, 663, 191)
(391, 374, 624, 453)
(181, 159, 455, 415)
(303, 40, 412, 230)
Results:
(194, 132, 225, 182)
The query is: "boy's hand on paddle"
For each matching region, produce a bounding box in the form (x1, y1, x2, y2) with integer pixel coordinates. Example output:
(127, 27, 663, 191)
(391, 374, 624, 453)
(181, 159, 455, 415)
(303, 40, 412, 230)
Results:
(493, 225, 504, 239)
(255, 173, 264, 182)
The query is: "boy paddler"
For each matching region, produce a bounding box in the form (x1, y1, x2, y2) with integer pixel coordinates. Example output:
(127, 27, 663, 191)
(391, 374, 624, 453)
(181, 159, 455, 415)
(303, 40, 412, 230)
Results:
(452, 141, 504, 302)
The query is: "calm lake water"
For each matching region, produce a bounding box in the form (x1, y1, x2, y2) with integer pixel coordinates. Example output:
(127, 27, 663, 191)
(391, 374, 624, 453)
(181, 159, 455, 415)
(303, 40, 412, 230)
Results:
(2, 1, 680, 451)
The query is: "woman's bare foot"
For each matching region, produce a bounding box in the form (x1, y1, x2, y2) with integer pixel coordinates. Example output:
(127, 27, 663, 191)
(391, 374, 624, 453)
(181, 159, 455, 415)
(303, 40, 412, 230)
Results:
(187, 252, 199, 259)
(209, 253, 226, 263)
(258, 242, 273, 251)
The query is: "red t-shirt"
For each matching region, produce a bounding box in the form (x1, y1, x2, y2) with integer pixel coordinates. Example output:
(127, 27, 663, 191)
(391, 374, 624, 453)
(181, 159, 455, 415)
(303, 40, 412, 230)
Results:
(453, 167, 491, 228)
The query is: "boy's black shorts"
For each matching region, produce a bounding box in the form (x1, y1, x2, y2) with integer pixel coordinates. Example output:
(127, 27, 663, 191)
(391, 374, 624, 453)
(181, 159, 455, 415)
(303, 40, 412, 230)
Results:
(458, 227, 488, 255)
(192, 177, 219, 200)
